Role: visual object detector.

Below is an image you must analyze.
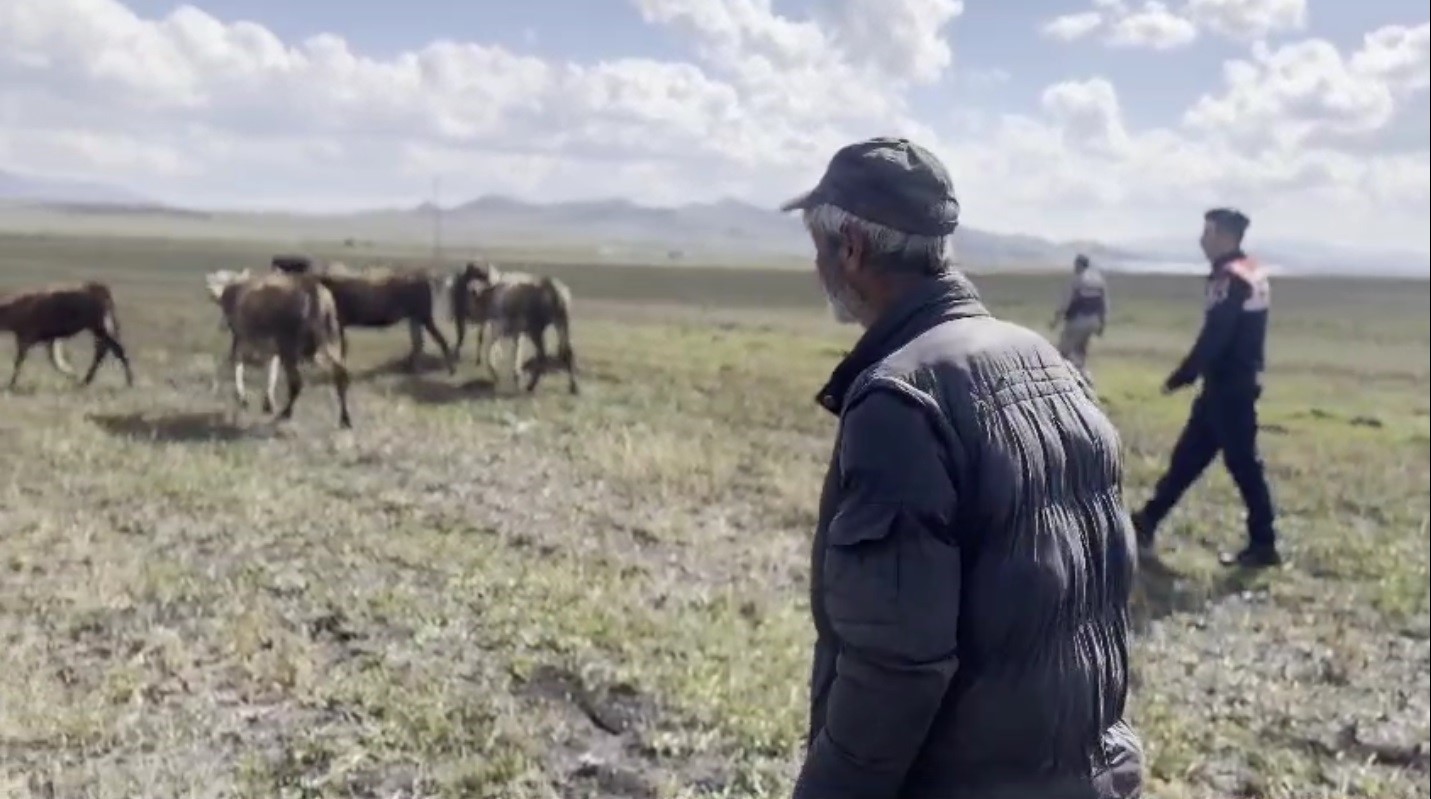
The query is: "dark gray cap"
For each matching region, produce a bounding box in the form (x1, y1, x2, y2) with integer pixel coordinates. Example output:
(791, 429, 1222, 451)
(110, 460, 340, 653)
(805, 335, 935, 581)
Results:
(779, 136, 961, 237)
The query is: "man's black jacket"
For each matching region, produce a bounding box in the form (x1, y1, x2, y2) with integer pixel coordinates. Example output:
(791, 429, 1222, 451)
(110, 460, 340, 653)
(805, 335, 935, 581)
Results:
(794, 273, 1143, 799)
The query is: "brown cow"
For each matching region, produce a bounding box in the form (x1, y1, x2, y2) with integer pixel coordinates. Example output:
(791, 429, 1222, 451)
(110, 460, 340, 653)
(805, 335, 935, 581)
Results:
(205, 268, 353, 429)
(449, 261, 578, 394)
(0, 281, 134, 390)
(271, 255, 454, 373)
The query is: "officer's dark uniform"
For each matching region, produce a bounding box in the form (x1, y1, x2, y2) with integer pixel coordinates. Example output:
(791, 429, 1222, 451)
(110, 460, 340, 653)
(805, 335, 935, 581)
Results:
(1134, 249, 1279, 567)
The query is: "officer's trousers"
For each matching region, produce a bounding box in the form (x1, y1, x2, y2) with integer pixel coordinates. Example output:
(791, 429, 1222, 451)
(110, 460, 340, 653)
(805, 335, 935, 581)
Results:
(1057, 313, 1101, 380)
(1141, 384, 1276, 548)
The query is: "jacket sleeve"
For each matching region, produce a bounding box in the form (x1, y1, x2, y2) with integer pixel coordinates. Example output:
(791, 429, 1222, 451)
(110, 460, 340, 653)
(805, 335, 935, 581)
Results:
(1051, 280, 1074, 324)
(1167, 274, 1249, 388)
(793, 382, 962, 799)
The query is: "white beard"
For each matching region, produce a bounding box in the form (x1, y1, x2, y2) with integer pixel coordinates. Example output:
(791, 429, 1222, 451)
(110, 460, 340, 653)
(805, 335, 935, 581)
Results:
(826, 293, 859, 324)
(819, 270, 863, 325)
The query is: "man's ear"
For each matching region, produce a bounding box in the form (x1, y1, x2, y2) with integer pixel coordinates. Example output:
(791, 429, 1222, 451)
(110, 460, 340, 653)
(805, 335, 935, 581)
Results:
(838, 221, 865, 272)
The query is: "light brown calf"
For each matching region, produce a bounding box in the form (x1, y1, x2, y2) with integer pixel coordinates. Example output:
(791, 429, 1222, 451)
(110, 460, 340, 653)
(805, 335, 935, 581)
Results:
(205, 269, 353, 429)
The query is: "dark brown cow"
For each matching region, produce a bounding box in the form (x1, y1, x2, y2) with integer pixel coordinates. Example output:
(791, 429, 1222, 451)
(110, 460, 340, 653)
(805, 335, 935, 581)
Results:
(271, 255, 454, 373)
(449, 261, 578, 394)
(0, 281, 134, 389)
(205, 268, 353, 428)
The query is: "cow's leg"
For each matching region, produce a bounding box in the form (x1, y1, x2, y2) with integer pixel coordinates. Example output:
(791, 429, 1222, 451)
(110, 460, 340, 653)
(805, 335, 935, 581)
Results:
(8, 339, 34, 389)
(510, 334, 525, 388)
(79, 332, 110, 387)
(48, 340, 76, 377)
(262, 355, 280, 414)
(98, 328, 134, 387)
(98, 326, 135, 389)
(276, 348, 302, 422)
(406, 319, 424, 371)
(421, 314, 455, 373)
(485, 334, 502, 385)
(227, 335, 250, 408)
(234, 361, 250, 408)
(452, 313, 466, 361)
(328, 351, 353, 429)
(524, 329, 549, 393)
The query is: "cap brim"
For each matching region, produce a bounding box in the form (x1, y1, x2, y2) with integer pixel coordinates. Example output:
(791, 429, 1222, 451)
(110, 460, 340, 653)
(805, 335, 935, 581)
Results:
(778, 189, 816, 213)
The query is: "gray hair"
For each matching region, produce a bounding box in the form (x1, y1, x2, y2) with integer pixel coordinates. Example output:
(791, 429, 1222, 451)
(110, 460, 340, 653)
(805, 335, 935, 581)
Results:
(801, 203, 955, 276)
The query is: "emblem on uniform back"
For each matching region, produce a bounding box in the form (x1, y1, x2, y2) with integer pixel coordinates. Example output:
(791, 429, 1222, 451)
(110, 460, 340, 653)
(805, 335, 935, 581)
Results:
(1206, 258, 1269, 311)
(1231, 258, 1270, 311)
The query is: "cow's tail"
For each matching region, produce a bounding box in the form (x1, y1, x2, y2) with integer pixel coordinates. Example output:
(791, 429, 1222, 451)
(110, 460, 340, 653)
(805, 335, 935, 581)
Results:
(86, 282, 122, 338)
(540, 275, 574, 362)
(299, 277, 341, 363)
(446, 271, 467, 323)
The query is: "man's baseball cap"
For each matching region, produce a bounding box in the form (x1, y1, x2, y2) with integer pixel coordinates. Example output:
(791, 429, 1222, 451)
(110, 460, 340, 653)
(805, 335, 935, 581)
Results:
(779, 136, 961, 237)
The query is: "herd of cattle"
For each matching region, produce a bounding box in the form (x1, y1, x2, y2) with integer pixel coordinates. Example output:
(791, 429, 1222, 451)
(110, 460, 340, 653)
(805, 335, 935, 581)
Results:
(0, 255, 580, 428)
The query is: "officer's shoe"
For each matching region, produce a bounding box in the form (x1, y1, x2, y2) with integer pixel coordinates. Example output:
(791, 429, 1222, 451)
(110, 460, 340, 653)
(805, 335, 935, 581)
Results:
(1131, 511, 1170, 574)
(1218, 544, 1283, 569)
(1131, 511, 1155, 558)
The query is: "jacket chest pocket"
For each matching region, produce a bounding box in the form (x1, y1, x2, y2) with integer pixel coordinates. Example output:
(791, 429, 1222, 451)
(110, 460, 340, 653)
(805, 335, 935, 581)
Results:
(822, 502, 903, 627)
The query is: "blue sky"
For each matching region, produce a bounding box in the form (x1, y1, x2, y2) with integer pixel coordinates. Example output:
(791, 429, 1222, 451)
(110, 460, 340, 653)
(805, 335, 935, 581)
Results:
(2, 0, 1428, 251)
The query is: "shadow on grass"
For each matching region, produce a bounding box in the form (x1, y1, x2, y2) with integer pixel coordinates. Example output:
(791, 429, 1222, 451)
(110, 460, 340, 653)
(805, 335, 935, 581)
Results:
(1132, 555, 1267, 632)
(349, 351, 453, 382)
(88, 410, 260, 443)
(389, 375, 499, 406)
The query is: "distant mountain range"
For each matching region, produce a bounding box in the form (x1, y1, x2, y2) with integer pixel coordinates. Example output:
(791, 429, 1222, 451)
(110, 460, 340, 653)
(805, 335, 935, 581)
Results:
(0, 168, 156, 207)
(412, 193, 1141, 270)
(1, 168, 1426, 277)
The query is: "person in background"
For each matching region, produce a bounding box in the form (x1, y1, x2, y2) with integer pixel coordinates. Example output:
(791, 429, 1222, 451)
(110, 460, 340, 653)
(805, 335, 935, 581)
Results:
(1049, 253, 1109, 384)
(1132, 207, 1280, 569)
(778, 136, 1143, 799)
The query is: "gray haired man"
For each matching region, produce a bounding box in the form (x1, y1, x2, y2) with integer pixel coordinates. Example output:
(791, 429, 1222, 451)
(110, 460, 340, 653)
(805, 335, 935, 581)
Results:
(1050, 253, 1109, 384)
(780, 136, 1143, 799)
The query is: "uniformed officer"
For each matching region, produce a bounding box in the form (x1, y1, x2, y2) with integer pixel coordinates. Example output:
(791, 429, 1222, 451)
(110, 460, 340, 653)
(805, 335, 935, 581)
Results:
(1049, 253, 1108, 383)
(1133, 207, 1280, 569)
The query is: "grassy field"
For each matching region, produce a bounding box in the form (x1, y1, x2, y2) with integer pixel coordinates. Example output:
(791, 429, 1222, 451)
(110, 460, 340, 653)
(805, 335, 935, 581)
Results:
(1, 232, 1428, 799)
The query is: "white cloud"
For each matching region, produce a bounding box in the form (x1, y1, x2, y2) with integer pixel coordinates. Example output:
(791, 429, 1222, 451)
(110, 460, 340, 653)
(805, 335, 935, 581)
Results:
(1350, 23, 1431, 95)
(0, 0, 1426, 254)
(1040, 0, 1307, 50)
(965, 10, 1428, 247)
(1185, 25, 1428, 148)
(1041, 12, 1105, 42)
(1041, 78, 1132, 154)
(818, 0, 966, 85)
(1107, 3, 1199, 50)
(1183, 0, 1308, 41)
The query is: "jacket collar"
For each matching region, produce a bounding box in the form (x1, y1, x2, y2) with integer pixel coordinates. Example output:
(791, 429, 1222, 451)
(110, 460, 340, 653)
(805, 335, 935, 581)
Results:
(814, 271, 989, 415)
(1209, 249, 1246, 275)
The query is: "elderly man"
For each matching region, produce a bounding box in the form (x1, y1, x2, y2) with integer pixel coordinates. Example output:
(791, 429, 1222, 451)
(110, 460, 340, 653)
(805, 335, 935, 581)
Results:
(1050, 253, 1109, 383)
(1133, 207, 1279, 569)
(779, 136, 1143, 799)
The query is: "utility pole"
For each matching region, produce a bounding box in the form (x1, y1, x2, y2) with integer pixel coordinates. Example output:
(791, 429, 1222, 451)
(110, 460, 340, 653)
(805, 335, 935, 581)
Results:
(431, 175, 443, 265)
